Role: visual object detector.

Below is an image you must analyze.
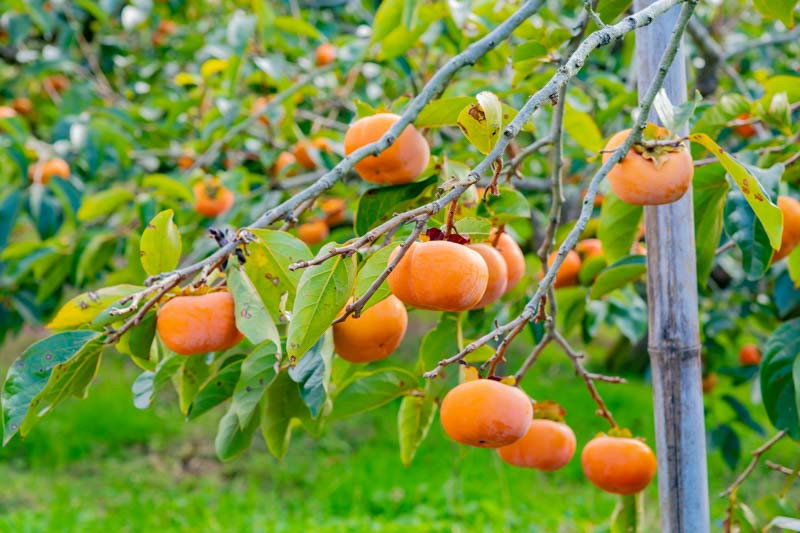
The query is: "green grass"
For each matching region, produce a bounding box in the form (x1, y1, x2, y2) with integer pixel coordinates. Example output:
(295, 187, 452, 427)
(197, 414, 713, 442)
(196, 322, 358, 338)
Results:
(0, 332, 798, 532)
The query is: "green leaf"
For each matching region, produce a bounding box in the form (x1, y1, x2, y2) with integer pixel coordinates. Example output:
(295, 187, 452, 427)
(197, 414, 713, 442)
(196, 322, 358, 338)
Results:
(610, 494, 643, 533)
(2, 331, 102, 444)
(227, 259, 280, 350)
(761, 318, 800, 439)
(260, 370, 311, 460)
(598, 190, 643, 264)
(331, 367, 417, 420)
(118, 312, 156, 360)
(244, 229, 312, 321)
(215, 403, 261, 461)
(288, 332, 333, 418)
(178, 355, 210, 416)
(788, 246, 800, 288)
(188, 356, 244, 420)
(693, 165, 730, 286)
(132, 355, 183, 409)
(753, 0, 798, 28)
(354, 177, 436, 236)
(761, 75, 800, 106)
(563, 104, 604, 153)
(453, 217, 492, 240)
(590, 256, 647, 299)
(401, 0, 419, 29)
(456, 91, 503, 155)
(398, 393, 437, 467)
(689, 134, 783, 250)
(724, 188, 774, 281)
(142, 174, 194, 202)
(48, 284, 143, 330)
(139, 209, 181, 277)
(476, 186, 529, 223)
(417, 313, 459, 373)
(286, 243, 356, 360)
(416, 97, 519, 129)
(76, 187, 134, 221)
(597, 0, 632, 21)
(232, 341, 279, 428)
(353, 246, 395, 312)
(371, 0, 404, 44)
(273, 15, 322, 39)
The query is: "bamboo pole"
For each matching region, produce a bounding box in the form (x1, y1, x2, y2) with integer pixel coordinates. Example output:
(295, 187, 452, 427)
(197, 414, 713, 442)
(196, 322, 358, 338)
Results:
(634, 1, 710, 530)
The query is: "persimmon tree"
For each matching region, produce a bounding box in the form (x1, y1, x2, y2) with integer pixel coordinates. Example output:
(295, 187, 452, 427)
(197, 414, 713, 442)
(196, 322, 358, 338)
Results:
(1, 0, 799, 529)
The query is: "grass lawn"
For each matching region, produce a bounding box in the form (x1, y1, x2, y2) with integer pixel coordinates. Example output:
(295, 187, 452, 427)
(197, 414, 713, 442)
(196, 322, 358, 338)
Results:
(0, 329, 798, 532)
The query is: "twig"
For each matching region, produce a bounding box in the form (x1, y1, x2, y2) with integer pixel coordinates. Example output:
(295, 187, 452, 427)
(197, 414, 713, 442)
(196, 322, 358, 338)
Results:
(481, 319, 528, 376)
(513, 330, 554, 383)
(764, 460, 800, 477)
(424, 0, 690, 376)
(724, 27, 800, 59)
(715, 240, 735, 255)
(501, 136, 553, 178)
(721, 430, 788, 498)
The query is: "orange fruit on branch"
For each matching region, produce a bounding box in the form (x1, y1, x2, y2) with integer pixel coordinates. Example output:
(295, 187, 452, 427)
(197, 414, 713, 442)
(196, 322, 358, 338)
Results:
(739, 344, 761, 366)
(156, 291, 244, 356)
(193, 179, 234, 217)
(252, 96, 273, 126)
(297, 219, 329, 245)
(497, 419, 577, 471)
(602, 126, 693, 206)
(333, 295, 408, 363)
(772, 195, 800, 262)
(387, 240, 488, 311)
(467, 243, 508, 309)
(315, 43, 337, 66)
(293, 137, 333, 169)
(581, 434, 657, 495)
(545, 250, 582, 288)
(734, 113, 757, 138)
(28, 158, 70, 185)
(490, 230, 526, 293)
(344, 113, 430, 184)
(272, 151, 297, 176)
(576, 238, 603, 260)
(440, 379, 533, 448)
(320, 197, 347, 226)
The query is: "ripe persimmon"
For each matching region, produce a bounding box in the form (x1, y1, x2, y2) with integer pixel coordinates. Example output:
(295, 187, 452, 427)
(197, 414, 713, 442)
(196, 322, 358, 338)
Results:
(602, 127, 693, 206)
(252, 96, 272, 126)
(773, 196, 800, 262)
(293, 138, 333, 169)
(497, 419, 576, 471)
(440, 379, 533, 448)
(739, 344, 761, 366)
(12, 97, 32, 115)
(193, 179, 234, 217)
(156, 291, 244, 355)
(344, 113, 429, 184)
(272, 151, 297, 176)
(702, 372, 717, 394)
(576, 238, 603, 260)
(43, 74, 70, 94)
(734, 113, 757, 138)
(546, 250, 582, 288)
(315, 43, 337, 66)
(177, 154, 194, 170)
(581, 435, 657, 495)
(297, 219, 329, 245)
(28, 158, 70, 184)
(333, 295, 408, 363)
(320, 198, 347, 226)
(387, 240, 488, 311)
(467, 243, 508, 309)
(491, 230, 526, 293)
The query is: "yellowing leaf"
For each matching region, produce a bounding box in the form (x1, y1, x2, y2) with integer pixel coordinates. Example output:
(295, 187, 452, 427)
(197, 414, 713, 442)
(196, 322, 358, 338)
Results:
(140, 210, 182, 277)
(689, 133, 783, 249)
(47, 285, 143, 330)
(201, 58, 228, 79)
(457, 91, 503, 155)
(174, 72, 200, 86)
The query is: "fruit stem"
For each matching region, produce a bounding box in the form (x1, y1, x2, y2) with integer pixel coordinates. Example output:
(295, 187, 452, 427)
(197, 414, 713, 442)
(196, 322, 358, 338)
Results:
(491, 224, 505, 247)
(444, 199, 458, 237)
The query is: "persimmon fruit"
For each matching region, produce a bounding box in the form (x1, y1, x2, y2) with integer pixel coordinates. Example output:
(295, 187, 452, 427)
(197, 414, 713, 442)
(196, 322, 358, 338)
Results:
(773, 195, 800, 262)
(272, 151, 297, 176)
(602, 127, 693, 206)
(193, 179, 234, 217)
(293, 138, 333, 169)
(546, 250, 582, 288)
(333, 295, 408, 363)
(734, 113, 757, 138)
(491, 231, 526, 293)
(387, 240, 488, 311)
(576, 238, 603, 260)
(156, 291, 244, 355)
(252, 96, 272, 126)
(739, 344, 761, 366)
(43, 74, 70, 94)
(28, 158, 70, 184)
(581, 435, 657, 495)
(344, 113, 429, 184)
(320, 198, 347, 226)
(12, 97, 32, 115)
(440, 379, 533, 448)
(497, 419, 577, 471)
(467, 243, 508, 309)
(297, 220, 329, 245)
(315, 43, 337, 66)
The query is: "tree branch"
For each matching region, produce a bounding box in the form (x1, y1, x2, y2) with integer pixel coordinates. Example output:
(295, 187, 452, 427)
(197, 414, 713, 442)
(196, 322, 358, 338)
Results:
(721, 430, 788, 498)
